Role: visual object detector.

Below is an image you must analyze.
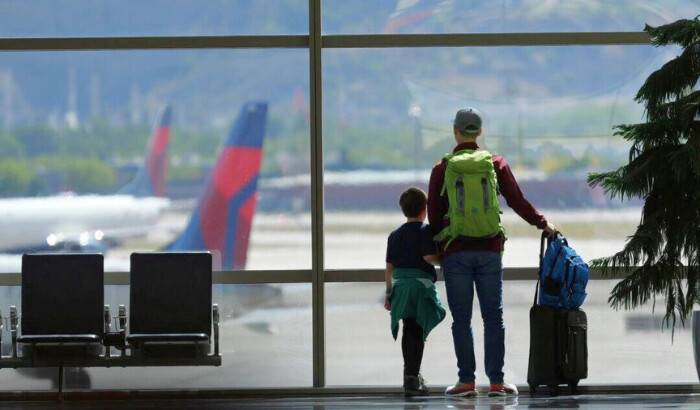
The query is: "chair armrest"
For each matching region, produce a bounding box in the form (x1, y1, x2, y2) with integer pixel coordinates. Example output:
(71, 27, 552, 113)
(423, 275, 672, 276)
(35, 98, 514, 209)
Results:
(127, 333, 209, 344)
(18, 334, 101, 344)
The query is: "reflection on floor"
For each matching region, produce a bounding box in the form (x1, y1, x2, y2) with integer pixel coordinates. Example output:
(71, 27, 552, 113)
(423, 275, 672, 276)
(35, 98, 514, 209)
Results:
(0, 394, 699, 409)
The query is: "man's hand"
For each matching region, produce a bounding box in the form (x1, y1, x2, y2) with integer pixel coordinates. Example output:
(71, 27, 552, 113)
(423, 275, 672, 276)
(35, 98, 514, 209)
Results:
(543, 222, 557, 236)
(384, 295, 391, 311)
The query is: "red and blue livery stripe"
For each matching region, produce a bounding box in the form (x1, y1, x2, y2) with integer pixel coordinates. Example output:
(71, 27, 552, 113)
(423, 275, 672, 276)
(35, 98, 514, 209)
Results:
(166, 102, 267, 270)
(119, 105, 172, 197)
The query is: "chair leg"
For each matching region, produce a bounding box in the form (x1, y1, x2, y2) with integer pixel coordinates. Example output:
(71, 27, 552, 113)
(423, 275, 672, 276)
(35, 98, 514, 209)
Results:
(57, 366, 64, 402)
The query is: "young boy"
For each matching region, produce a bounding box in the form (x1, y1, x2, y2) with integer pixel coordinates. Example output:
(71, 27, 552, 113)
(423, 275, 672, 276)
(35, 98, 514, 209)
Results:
(385, 186, 446, 396)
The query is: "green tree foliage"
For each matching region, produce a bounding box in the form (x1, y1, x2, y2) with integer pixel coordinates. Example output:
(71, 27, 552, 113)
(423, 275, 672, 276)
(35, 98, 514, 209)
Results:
(0, 160, 34, 195)
(587, 17, 700, 332)
(36, 156, 116, 192)
(0, 132, 25, 158)
(13, 125, 58, 157)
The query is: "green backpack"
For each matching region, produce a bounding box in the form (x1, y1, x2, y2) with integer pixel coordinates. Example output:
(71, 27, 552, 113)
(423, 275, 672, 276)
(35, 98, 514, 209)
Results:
(434, 149, 505, 250)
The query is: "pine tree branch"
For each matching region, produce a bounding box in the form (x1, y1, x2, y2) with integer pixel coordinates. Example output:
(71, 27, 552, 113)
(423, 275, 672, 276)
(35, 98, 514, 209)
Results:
(635, 43, 700, 110)
(605, 261, 674, 310)
(614, 119, 688, 150)
(596, 17, 700, 335)
(588, 144, 683, 200)
(646, 89, 700, 124)
(645, 16, 700, 48)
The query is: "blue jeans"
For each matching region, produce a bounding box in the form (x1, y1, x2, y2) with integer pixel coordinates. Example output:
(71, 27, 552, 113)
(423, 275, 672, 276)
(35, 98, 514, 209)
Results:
(443, 250, 504, 384)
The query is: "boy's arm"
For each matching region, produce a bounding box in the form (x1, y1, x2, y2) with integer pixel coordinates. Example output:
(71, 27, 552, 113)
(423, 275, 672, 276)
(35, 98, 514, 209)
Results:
(428, 161, 446, 231)
(423, 254, 441, 266)
(384, 262, 393, 311)
(385, 262, 394, 290)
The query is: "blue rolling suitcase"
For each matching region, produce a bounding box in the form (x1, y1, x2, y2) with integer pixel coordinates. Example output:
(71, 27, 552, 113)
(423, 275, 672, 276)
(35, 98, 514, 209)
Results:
(527, 232, 588, 396)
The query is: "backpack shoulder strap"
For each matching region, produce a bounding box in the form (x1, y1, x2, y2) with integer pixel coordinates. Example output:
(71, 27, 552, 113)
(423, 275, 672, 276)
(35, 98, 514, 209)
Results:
(439, 153, 453, 197)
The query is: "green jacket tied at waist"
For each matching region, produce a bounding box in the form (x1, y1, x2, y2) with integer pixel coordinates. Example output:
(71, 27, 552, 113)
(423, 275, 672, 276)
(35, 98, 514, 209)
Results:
(390, 268, 446, 341)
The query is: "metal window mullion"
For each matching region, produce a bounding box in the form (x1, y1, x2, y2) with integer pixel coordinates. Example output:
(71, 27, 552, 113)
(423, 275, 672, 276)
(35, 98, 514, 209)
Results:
(309, 0, 325, 389)
(321, 31, 650, 48)
(0, 35, 308, 51)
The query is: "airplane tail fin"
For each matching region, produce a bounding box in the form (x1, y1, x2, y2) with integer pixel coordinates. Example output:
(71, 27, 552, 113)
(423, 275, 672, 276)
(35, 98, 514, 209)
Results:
(165, 101, 268, 270)
(119, 104, 172, 197)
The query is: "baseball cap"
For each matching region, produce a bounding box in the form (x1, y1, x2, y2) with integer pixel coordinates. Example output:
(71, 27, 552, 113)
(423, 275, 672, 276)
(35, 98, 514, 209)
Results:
(453, 108, 482, 134)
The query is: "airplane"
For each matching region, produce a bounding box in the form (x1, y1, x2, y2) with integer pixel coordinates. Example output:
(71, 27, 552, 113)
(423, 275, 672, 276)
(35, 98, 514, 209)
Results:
(164, 101, 281, 318)
(118, 105, 172, 198)
(0, 101, 269, 271)
(0, 105, 173, 253)
(165, 101, 267, 271)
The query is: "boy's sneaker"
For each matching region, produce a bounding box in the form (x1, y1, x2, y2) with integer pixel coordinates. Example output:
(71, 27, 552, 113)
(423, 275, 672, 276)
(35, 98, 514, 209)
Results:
(488, 382, 518, 397)
(445, 381, 478, 397)
(403, 374, 429, 396)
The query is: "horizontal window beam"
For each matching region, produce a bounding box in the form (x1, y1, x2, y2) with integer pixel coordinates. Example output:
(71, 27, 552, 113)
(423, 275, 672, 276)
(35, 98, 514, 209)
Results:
(0, 31, 650, 51)
(322, 31, 651, 48)
(325, 267, 630, 282)
(0, 267, 629, 286)
(0, 35, 309, 51)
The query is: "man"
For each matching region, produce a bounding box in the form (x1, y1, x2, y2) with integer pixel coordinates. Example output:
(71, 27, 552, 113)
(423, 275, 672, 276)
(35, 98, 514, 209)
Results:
(428, 107, 555, 397)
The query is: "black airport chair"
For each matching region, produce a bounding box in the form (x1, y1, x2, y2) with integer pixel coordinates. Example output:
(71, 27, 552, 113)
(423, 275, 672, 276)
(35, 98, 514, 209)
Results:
(127, 252, 214, 357)
(18, 253, 105, 356)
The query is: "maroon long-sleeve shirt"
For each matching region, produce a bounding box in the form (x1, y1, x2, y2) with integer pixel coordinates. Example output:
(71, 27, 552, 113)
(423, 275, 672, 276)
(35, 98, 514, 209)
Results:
(428, 142, 547, 255)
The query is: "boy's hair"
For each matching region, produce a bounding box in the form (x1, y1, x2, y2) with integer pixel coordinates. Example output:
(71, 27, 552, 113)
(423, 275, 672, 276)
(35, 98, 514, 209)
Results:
(399, 187, 427, 218)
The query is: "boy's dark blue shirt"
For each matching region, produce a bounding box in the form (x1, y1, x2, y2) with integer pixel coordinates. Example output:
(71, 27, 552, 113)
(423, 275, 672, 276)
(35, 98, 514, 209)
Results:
(386, 221, 437, 282)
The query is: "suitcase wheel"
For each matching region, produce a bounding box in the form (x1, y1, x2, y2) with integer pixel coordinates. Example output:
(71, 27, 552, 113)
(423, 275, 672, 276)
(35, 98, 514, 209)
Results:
(548, 384, 559, 397)
(568, 381, 579, 395)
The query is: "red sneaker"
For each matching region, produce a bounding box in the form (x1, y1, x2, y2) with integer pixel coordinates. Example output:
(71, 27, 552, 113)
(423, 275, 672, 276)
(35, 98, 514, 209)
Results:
(488, 382, 518, 397)
(445, 381, 477, 397)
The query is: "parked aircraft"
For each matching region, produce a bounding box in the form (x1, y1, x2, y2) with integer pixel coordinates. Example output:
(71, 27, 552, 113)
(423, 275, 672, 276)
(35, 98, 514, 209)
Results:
(0, 105, 173, 253)
(0, 101, 268, 268)
(118, 105, 172, 198)
(165, 101, 267, 270)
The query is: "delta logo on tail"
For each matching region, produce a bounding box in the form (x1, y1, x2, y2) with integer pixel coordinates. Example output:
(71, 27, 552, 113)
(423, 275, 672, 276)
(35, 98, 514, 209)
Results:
(119, 105, 172, 197)
(166, 102, 268, 270)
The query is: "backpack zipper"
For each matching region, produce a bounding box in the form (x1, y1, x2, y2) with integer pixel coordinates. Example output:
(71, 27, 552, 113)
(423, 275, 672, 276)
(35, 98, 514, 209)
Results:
(548, 246, 564, 279)
(481, 177, 489, 212)
(456, 174, 465, 212)
(569, 263, 582, 296)
(563, 258, 571, 288)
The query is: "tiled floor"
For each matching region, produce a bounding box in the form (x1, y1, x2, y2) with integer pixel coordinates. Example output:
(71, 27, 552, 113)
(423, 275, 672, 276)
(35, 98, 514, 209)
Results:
(0, 394, 699, 409)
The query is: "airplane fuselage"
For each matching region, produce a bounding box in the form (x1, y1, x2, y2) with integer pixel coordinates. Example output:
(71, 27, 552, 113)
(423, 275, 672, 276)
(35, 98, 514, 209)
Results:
(0, 194, 170, 251)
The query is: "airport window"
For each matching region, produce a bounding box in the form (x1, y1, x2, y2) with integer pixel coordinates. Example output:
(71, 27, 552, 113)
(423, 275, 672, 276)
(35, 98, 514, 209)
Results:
(0, 49, 311, 272)
(0, 0, 309, 38)
(321, 0, 699, 34)
(0, 284, 312, 390)
(322, 45, 670, 269)
(326, 281, 696, 386)
(0, 0, 694, 392)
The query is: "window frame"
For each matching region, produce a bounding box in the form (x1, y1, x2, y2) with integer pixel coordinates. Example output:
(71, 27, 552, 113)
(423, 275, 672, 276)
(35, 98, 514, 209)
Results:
(1, 0, 683, 393)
